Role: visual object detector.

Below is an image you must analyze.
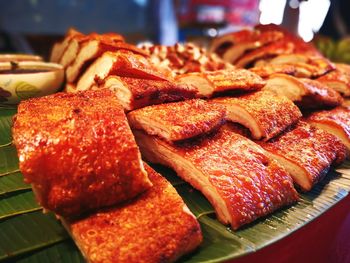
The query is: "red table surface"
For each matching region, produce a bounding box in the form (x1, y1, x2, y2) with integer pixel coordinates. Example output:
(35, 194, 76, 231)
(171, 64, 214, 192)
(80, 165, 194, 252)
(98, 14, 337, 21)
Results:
(228, 194, 350, 263)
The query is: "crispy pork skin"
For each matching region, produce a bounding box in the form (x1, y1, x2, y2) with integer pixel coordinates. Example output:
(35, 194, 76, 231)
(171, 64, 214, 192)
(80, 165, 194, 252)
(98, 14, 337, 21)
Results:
(58, 32, 124, 68)
(63, 164, 202, 263)
(127, 99, 226, 141)
(258, 121, 346, 191)
(211, 90, 302, 140)
(102, 76, 197, 111)
(66, 41, 147, 83)
(250, 64, 298, 78)
(258, 54, 335, 78)
(12, 89, 151, 218)
(133, 126, 298, 229)
(176, 69, 265, 98)
(141, 43, 232, 76)
(317, 63, 350, 97)
(255, 24, 322, 56)
(50, 28, 83, 63)
(210, 29, 284, 63)
(234, 40, 295, 68)
(306, 106, 350, 154)
(76, 51, 171, 91)
(264, 74, 343, 109)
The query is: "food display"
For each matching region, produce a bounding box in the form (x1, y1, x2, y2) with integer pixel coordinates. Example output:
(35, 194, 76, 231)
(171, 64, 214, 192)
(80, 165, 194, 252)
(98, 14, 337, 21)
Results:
(2, 24, 350, 262)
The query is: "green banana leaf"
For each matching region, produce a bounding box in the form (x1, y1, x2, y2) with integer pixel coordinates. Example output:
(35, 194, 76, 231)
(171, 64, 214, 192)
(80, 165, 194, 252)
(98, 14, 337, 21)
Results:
(0, 172, 30, 196)
(0, 108, 15, 147)
(0, 109, 350, 263)
(0, 191, 41, 220)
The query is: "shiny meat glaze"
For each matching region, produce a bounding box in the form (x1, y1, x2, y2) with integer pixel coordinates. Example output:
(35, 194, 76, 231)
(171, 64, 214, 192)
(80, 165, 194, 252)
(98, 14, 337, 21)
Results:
(235, 40, 295, 68)
(107, 76, 197, 111)
(134, 125, 298, 229)
(210, 29, 284, 63)
(12, 89, 151, 218)
(141, 42, 232, 76)
(127, 99, 226, 141)
(211, 90, 302, 140)
(63, 164, 202, 263)
(306, 106, 350, 152)
(255, 24, 321, 56)
(250, 64, 297, 78)
(258, 121, 346, 191)
(317, 63, 350, 96)
(264, 74, 343, 110)
(204, 69, 265, 91)
(299, 78, 343, 109)
(176, 68, 265, 98)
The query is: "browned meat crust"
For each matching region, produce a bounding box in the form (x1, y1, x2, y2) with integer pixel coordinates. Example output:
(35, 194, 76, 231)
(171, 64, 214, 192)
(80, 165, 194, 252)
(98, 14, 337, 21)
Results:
(75, 51, 172, 91)
(133, 125, 298, 229)
(176, 68, 265, 98)
(211, 90, 302, 140)
(12, 89, 151, 217)
(62, 164, 202, 263)
(258, 121, 347, 191)
(127, 99, 226, 141)
(306, 106, 350, 154)
(102, 76, 197, 111)
(264, 74, 343, 109)
(210, 29, 284, 64)
(141, 43, 232, 76)
(317, 63, 350, 97)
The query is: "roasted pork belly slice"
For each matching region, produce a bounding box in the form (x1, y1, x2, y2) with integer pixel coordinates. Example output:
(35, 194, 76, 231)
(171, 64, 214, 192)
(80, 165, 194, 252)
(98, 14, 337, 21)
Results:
(250, 64, 297, 78)
(255, 24, 322, 56)
(58, 32, 124, 68)
(76, 51, 171, 91)
(50, 28, 83, 63)
(258, 121, 346, 191)
(66, 40, 147, 83)
(264, 74, 343, 109)
(127, 99, 225, 141)
(141, 43, 231, 76)
(211, 90, 301, 140)
(210, 29, 284, 59)
(317, 63, 350, 97)
(235, 40, 295, 68)
(264, 54, 335, 78)
(62, 164, 202, 263)
(133, 126, 298, 229)
(176, 69, 265, 98)
(12, 89, 151, 218)
(102, 76, 197, 111)
(306, 106, 350, 154)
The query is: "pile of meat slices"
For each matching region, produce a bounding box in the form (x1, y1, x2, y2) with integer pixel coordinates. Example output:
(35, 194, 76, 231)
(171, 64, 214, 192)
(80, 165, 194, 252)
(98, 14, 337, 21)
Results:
(11, 25, 350, 263)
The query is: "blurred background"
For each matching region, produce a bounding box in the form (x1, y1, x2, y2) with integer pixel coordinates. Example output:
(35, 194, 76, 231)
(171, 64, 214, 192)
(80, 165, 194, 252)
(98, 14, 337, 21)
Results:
(0, 0, 349, 60)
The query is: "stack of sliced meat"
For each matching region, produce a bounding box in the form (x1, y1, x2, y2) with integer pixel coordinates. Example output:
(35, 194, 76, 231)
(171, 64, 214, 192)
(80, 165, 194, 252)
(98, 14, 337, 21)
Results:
(12, 89, 202, 263)
(50, 29, 197, 111)
(11, 26, 350, 262)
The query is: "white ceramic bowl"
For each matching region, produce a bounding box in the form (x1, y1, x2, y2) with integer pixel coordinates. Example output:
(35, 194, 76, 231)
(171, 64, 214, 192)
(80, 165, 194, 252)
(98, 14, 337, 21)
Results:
(0, 54, 43, 62)
(0, 61, 64, 104)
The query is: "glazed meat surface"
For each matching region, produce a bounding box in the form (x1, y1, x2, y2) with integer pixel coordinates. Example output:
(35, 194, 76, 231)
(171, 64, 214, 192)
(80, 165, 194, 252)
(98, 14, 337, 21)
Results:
(128, 99, 226, 141)
(264, 74, 343, 109)
(306, 106, 350, 154)
(133, 125, 298, 229)
(211, 90, 302, 140)
(12, 89, 151, 217)
(141, 42, 232, 76)
(176, 68, 265, 98)
(75, 51, 172, 91)
(63, 164, 202, 263)
(258, 121, 346, 191)
(102, 76, 197, 111)
(317, 63, 350, 97)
